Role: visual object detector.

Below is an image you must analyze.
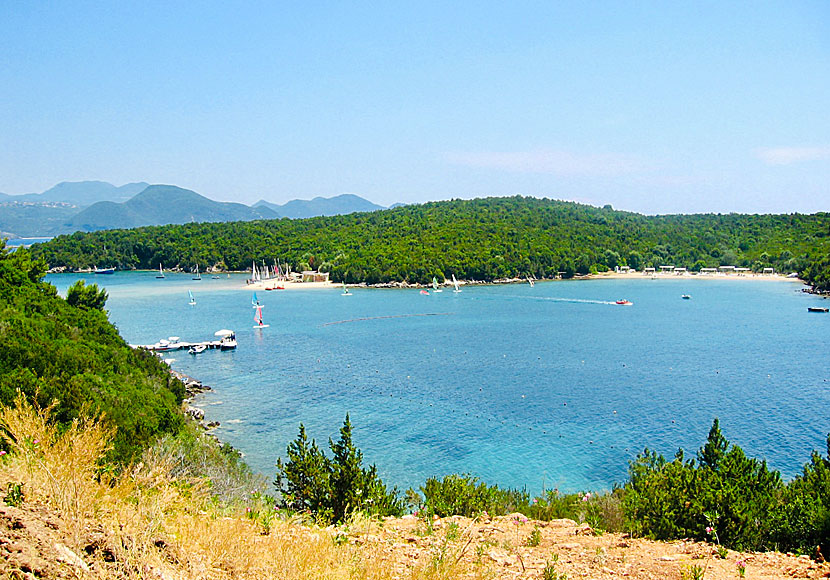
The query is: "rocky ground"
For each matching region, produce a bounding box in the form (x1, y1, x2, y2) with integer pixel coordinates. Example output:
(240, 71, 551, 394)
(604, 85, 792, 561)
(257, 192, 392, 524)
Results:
(368, 513, 830, 579)
(3, 499, 829, 579)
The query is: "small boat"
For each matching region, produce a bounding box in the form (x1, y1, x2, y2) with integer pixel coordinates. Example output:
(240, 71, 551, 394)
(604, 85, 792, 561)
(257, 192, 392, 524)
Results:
(452, 274, 462, 293)
(156, 264, 165, 279)
(154, 339, 171, 351)
(807, 307, 829, 313)
(681, 294, 691, 300)
(527, 276, 535, 287)
(188, 344, 207, 355)
(215, 329, 237, 350)
(192, 264, 202, 280)
(211, 275, 220, 279)
(94, 266, 115, 274)
(420, 289, 430, 295)
(432, 277, 442, 293)
(342, 282, 352, 296)
(615, 299, 633, 306)
(188, 290, 196, 306)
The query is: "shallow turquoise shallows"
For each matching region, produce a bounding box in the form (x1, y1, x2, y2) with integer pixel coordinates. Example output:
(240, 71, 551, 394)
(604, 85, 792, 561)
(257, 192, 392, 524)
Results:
(47, 273, 830, 493)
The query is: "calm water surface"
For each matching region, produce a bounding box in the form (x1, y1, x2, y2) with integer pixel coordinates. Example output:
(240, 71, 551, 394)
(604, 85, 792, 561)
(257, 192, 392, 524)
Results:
(47, 273, 830, 493)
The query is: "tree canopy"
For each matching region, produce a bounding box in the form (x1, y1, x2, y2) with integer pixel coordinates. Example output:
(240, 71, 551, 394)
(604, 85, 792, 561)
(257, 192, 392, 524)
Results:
(27, 196, 830, 286)
(0, 241, 184, 463)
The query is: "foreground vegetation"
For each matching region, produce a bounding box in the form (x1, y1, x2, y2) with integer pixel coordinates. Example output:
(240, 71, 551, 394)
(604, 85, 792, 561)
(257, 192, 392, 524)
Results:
(29, 196, 830, 286)
(0, 242, 183, 463)
(277, 416, 830, 556)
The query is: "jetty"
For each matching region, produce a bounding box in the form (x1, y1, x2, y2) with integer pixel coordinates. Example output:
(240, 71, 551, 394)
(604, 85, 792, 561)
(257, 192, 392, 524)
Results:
(131, 330, 237, 352)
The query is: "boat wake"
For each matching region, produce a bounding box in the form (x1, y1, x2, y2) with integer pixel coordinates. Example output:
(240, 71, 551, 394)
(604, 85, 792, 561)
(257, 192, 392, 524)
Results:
(498, 294, 618, 306)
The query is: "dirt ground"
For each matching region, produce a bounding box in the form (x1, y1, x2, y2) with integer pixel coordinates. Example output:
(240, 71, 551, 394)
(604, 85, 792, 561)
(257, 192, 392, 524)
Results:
(2, 500, 829, 579)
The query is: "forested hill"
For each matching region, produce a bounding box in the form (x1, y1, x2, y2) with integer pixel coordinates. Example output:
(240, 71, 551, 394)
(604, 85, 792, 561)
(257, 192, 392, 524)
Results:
(28, 196, 830, 286)
(0, 243, 184, 462)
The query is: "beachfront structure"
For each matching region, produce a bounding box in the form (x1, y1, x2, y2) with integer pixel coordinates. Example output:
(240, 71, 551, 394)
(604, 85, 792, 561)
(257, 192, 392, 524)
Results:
(700, 268, 718, 275)
(644, 267, 656, 275)
(301, 271, 330, 283)
(673, 267, 687, 275)
(736, 267, 751, 276)
(659, 265, 674, 273)
(763, 267, 775, 274)
(719, 266, 736, 273)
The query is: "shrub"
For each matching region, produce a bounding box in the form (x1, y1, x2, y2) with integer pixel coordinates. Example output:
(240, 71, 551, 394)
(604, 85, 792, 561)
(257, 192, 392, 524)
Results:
(420, 473, 527, 517)
(274, 415, 404, 523)
(623, 419, 782, 551)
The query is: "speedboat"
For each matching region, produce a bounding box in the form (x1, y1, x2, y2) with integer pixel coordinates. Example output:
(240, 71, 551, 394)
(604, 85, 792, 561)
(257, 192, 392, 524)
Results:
(214, 329, 237, 350)
(807, 307, 829, 313)
(681, 295, 691, 300)
(615, 299, 633, 306)
(189, 344, 207, 355)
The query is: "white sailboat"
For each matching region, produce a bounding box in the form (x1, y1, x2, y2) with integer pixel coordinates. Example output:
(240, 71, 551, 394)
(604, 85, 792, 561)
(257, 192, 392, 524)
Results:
(342, 282, 352, 296)
(156, 264, 165, 279)
(251, 261, 260, 283)
(188, 290, 196, 306)
(253, 303, 269, 328)
(192, 264, 201, 280)
(432, 277, 442, 292)
(527, 276, 534, 287)
(452, 274, 461, 293)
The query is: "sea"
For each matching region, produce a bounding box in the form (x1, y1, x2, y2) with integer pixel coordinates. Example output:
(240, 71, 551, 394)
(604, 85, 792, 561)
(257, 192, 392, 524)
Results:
(45, 272, 830, 494)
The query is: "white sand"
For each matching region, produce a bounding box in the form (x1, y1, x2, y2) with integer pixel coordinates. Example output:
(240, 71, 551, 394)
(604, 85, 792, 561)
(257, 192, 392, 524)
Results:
(242, 280, 337, 291)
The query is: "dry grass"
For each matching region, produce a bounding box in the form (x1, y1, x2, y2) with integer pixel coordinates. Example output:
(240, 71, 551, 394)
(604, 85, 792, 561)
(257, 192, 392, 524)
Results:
(0, 393, 483, 579)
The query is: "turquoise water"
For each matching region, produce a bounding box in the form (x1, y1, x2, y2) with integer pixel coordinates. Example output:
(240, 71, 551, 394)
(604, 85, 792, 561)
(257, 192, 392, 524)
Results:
(47, 272, 830, 493)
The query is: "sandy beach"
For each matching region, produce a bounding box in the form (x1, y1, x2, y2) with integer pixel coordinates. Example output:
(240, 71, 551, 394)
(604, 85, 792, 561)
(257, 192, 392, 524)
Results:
(587, 271, 803, 283)
(243, 279, 338, 291)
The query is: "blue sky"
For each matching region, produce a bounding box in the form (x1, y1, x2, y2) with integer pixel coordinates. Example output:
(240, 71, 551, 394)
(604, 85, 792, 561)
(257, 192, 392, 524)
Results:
(1, 1, 828, 213)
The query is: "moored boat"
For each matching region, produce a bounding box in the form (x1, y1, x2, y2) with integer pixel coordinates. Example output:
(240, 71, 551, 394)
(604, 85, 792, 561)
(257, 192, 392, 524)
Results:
(807, 307, 828, 313)
(215, 329, 237, 350)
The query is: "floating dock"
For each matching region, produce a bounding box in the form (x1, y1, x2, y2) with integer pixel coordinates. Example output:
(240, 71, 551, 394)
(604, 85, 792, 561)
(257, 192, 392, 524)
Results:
(131, 339, 227, 352)
(131, 330, 237, 352)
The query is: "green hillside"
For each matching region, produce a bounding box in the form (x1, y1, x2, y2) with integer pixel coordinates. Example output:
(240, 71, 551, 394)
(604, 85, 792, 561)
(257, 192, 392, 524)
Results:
(0, 242, 184, 462)
(65, 184, 278, 231)
(29, 196, 830, 287)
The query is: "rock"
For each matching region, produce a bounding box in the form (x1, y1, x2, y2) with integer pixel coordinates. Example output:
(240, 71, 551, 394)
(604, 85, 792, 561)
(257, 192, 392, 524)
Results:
(54, 542, 89, 571)
(560, 542, 582, 550)
(185, 406, 204, 420)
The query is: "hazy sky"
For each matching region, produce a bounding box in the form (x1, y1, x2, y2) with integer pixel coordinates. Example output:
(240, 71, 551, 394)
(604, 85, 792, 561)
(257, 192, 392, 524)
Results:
(1, 2, 828, 214)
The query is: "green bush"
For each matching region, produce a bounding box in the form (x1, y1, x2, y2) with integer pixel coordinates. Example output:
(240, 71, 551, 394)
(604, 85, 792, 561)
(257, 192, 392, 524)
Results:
(274, 415, 404, 523)
(623, 419, 782, 551)
(769, 435, 830, 555)
(419, 473, 529, 517)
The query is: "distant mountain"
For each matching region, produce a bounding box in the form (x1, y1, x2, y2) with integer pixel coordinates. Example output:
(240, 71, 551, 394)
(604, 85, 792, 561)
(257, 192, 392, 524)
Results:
(254, 194, 385, 219)
(65, 185, 278, 231)
(0, 181, 384, 238)
(8, 181, 150, 206)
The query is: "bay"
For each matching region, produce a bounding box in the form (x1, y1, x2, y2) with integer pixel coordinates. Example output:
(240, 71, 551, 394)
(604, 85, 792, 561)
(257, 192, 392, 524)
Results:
(47, 272, 830, 493)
